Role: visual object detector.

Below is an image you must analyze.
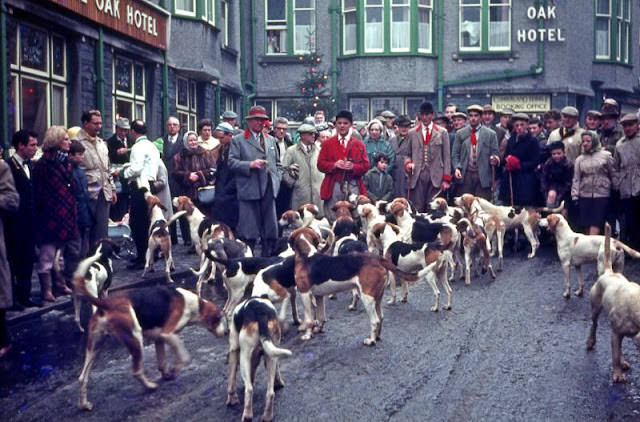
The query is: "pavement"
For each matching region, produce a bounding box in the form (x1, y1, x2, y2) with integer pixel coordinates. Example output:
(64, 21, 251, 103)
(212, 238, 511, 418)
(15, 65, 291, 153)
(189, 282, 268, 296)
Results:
(6, 242, 201, 325)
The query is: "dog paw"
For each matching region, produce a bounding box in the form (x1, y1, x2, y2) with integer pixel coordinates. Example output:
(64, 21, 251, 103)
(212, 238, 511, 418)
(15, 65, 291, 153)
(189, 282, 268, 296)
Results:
(613, 371, 628, 383)
(242, 415, 253, 422)
(78, 400, 93, 411)
(430, 305, 439, 312)
(443, 305, 452, 311)
(400, 296, 408, 303)
(586, 337, 595, 350)
(328, 294, 336, 300)
(347, 304, 357, 311)
(363, 338, 376, 346)
(386, 298, 396, 305)
(574, 288, 583, 297)
(301, 333, 312, 341)
(226, 393, 240, 406)
(146, 381, 158, 390)
(622, 360, 631, 371)
(464, 280, 471, 286)
(562, 290, 570, 299)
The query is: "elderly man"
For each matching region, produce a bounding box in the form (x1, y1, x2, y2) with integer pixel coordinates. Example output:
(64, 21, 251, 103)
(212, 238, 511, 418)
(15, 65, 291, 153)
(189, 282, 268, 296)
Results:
(389, 115, 413, 198)
(546, 106, 584, 164)
(229, 106, 282, 256)
(107, 117, 131, 221)
(123, 120, 160, 269)
(404, 101, 451, 212)
(452, 105, 500, 200)
(77, 110, 117, 246)
(212, 122, 239, 230)
(613, 113, 640, 248)
(222, 110, 243, 135)
(381, 110, 396, 140)
(272, 117, 294, 217)
(282, 123, 323, 214)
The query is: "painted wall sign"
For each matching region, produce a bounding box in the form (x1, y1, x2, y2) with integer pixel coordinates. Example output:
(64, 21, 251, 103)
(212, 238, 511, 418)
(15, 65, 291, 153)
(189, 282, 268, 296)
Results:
(492, 94, 551, 113)
(47, 0, 168, 50)
(517, 5, 565, 43)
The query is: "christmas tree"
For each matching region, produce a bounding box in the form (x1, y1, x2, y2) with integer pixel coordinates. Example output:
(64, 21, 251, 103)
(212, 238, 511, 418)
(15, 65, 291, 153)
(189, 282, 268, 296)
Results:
(295, 51, 336, 122)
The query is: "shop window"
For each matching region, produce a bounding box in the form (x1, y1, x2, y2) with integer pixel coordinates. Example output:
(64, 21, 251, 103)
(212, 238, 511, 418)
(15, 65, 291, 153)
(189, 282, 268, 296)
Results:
(113, 56, 146, 127)
(266, 0, 316, 55)
(595, 0, 631, 63)
(10, 23, 67, 137)
(459, 0, 511, 53)
(176, 76, 198, 131)
(342, 0, 433, 56)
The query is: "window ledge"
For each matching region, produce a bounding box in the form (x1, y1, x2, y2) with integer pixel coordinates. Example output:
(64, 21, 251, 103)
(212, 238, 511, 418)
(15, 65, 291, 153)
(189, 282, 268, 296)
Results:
(258, 55, 308, 65)
(338, 52, 437, 59)
(593, 59, 633, 69)
(454, 52, 515, 60)
(222, 46, 238, 58)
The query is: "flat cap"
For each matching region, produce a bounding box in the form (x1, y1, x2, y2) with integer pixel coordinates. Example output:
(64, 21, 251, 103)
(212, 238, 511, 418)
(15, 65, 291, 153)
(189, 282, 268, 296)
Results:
(381, 110, 396, 118)
(600, 104, 620, 117)
(395, 115, 412, 127)
(483, 104, 496, 113)
(297, 123, 317, 134)
(452, 112, 467, 120)
(215, 122, 234, 134)
(499, 108, 514, 115)
(467, 104, 484, 114)
(560, 106, 579, 117)
(115, 117, 130, 129)
(222, 110, 238, 119)
(619, 113, 639, 124)
(585, 110, 602, 118)
(603, 98, 619, 108)
(511, 112, 530, 122)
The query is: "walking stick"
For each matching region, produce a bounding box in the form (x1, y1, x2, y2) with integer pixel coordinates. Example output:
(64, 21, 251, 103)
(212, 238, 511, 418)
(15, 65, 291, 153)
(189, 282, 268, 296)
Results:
(491, 164, 496, 204)
(508, 171, 514, 208)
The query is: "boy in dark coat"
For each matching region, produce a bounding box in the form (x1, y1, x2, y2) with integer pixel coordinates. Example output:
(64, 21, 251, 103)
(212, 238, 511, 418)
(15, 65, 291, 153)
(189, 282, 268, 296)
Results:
(541, 141, 573, 209)
(69, 140, 94, 257)
(364, 152, 394, 203)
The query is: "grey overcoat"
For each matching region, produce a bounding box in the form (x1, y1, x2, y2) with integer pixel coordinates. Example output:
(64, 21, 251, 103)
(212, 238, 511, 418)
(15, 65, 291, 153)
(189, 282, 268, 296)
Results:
(0, 161, 20, 309)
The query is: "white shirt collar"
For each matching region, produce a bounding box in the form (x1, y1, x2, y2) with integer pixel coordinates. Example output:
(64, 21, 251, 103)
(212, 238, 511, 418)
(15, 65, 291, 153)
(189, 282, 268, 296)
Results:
(13, 153, 26, 167)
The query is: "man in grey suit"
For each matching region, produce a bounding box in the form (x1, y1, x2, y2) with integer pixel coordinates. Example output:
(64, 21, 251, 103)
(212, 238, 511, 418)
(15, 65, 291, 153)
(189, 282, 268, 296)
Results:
(452, 105, 501, 200)
(161, 116, 191, 246)
(229, 105, 282, 256)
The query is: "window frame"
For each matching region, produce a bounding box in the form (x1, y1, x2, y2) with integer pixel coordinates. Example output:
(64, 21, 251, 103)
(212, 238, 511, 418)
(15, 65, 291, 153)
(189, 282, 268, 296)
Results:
(221, 0, 230, 47)
(595, 0, 612, 59)
(364, 0, 385, 53)
(113, 56, 146, 129)
(176, 76, 198, 132)
(10, 23, 68, 135)
(594, 0, 632, 64)
(458, 0, 511, 54)
(174, 0, 197, 17)
(293, 0, 316, 54)
(265, 0, 317, 55)
(341, 0, 435, 56)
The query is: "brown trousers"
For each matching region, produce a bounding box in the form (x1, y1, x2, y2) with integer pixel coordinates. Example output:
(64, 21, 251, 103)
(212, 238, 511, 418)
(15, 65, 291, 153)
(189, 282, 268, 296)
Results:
(457, 169, 492, 200)
(409, 169, 440, 212)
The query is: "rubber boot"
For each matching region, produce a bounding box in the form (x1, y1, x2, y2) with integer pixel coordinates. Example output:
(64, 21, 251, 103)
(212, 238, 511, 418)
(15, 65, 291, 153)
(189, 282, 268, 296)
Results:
(52, 269, 72, 295)
(38, 272, 56, 302)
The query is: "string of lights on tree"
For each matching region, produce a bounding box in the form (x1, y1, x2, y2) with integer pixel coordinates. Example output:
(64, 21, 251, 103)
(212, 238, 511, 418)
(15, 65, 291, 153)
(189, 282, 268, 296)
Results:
(295, 51, 336, 122)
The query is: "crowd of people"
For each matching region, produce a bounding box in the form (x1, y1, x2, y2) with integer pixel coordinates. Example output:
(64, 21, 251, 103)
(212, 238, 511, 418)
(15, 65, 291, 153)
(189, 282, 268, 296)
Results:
(0, 98, 639, 359)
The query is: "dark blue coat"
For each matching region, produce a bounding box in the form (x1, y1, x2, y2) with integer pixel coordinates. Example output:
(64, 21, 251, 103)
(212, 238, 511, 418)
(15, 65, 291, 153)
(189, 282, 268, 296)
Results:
(499, 132, 541, 206)
(72, 165, 94, 230)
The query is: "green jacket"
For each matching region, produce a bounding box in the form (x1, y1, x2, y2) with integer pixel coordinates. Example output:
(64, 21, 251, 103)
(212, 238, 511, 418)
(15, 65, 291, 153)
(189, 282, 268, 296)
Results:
(363, 167, 393, 202)
(363, 136, 395, 174)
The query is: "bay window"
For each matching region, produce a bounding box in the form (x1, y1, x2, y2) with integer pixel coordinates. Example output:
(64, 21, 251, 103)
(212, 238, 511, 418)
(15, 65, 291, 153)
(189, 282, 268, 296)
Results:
(459, 0, 511, 53)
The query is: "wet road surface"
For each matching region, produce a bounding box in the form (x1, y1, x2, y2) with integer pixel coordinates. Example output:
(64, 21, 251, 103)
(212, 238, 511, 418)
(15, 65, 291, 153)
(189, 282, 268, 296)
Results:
(2, 244, 640, 421)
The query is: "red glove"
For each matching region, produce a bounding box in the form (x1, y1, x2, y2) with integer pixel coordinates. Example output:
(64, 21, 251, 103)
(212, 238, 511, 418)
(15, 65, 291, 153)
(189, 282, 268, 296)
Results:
(505, 155, 521, 172)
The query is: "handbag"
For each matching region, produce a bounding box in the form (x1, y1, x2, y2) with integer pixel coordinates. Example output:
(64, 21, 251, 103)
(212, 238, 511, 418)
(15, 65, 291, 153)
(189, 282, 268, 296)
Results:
(197, 185, 216, 204)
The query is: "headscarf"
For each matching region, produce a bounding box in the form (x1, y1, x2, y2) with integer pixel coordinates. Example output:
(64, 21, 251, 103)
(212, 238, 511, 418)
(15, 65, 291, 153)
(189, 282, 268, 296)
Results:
(581, 130, 601, 154)
(183, 130, 198, 150)
(367, 119, 384, 140)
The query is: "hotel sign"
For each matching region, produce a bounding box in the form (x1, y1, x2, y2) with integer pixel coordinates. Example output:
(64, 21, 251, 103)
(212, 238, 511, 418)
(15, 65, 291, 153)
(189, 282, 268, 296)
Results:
(492, 95, 551, 113)
(47, 0, 168, 50)
(517, 5, 566, 43)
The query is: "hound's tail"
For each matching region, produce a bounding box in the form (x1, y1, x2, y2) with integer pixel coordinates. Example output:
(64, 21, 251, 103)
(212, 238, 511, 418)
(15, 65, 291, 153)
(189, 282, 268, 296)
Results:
(604, 222, 613, 273)
(613, 239, 640, 259)
(72, 244, 105, 299)
(256, 312, 292, 358)
(166, 210, 187, 228)
(379, 258, 419, 282)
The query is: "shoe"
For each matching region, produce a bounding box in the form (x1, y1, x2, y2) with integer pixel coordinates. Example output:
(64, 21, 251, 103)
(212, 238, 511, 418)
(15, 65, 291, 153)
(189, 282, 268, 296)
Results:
(127, 260, 145, 270)
(38, 272, 56, 302)
(20, 299, 42, 309)
(0, 344, 12, 359)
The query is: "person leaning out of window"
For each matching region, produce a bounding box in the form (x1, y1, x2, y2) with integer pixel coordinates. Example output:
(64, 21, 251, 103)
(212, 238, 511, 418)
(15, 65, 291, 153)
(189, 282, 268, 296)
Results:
(571, 131, 614, 235)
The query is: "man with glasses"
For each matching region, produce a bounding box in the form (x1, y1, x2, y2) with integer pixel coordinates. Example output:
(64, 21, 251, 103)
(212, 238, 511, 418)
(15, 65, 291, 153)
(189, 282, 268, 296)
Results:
(229, 106, 282, 257)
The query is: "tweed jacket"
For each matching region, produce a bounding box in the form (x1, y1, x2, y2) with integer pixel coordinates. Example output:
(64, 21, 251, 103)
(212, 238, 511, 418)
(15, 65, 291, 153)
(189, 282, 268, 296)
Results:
(452, 125, 499, 189)
(77, 129, 115, 201)
(317, 134, 369, 200)
(389, 133, 411, 197)
(405, 122, 451, 189)
(612, 131, 640, 199)
(547, 123, 584, 164)
(282, 142, 323, 214)
(572, 149, 614, 200)
(0, 161, 19, 308)
(228, 129, 282, 201)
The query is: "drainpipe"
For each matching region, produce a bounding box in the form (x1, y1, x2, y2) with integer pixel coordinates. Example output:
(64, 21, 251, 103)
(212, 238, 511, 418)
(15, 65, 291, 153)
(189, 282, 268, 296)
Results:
(437, 0, 545, 108)
(436, 0, 444, 111)
(329, 0, 339, 101)
(240, 0, 256, 119)
(162, 50, 169, 124)
(0, 0, 7, 151)
(214, 84, 221, 125)
(96, 28, 105, 117)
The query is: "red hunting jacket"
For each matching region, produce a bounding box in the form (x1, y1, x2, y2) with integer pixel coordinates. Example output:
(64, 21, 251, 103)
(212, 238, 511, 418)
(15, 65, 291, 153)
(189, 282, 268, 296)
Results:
(317, 134, 370, 200)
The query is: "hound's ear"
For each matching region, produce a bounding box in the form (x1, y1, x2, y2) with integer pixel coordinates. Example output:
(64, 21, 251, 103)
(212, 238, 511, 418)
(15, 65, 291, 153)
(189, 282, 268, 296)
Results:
(348, 202, 356, 211)
(331, 203, 339, 212)
(298, 205, 305, 216)
(389, 223, 401, 235)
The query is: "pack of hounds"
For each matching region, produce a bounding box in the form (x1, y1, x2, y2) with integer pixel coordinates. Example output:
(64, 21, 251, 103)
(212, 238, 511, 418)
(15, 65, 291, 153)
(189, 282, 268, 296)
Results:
(69, 192, 640, 421)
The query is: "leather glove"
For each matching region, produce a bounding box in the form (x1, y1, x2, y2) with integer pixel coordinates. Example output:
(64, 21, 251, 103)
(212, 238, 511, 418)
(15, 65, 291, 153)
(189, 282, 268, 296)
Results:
(287, 164, 300, 179)
(505, 155, 521, 172)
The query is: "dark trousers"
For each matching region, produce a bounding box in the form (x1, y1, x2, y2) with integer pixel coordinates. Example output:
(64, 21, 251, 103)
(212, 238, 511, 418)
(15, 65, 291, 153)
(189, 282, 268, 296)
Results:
(129, 184, 150, 261)
(0, 309, 8, 348)
(89, 194, 110, 247)
(169, 211, 191, 245)
(622, 195, 640, 248)
(457, 169, 491, 200)
(110, 181, 130, 222)
(6, 234, 35, 304)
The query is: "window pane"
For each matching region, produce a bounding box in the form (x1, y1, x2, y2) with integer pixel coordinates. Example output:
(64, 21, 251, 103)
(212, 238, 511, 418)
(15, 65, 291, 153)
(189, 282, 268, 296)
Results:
(20, 25, 48, 72)
(418, 7, 431, 51)
(21, 78, 48, 137)
(406, 98, 424, 119)
(489, 5, 510, 49)
(134, 64, 144, 97)
(175, 0, 194, 12)
(177, 111, 189, 131)
(365, 7, 383, 51)
(189, 114, 196, 132)
(255, 100, 273, 121)
(616, 0, 622, 18)
(276, 99, 302, 122)
(343, 0, 356, 9)
(177, 78, 188, 107)
(115, 99, 133, 121)
(267, 0, 286, 21)
(296, 0, 312, 7)
(135, 103, 144, 120)
(624, 0, 630, 19)
(190, 82, 197, 110)
(295, 10, 315, 52)
(418, 0, 431, 4)
(52, 36, 65, 77)
(597, 0, 610, 14)
(115, 58, 132, 93)
(460, 6, 481, 48)
(345, 11, 357, 52)
(366, 0, 382, 4)
(391, 6, 410, 50)
(349, 98, 369, 122)
(8, 20, 16, 66)
(595, 17, 610, 57)
(267, 29, 287, 54)
(371, 98, 403, 119)
(51, 84, 65, 126)
(10, 75, 17, 134)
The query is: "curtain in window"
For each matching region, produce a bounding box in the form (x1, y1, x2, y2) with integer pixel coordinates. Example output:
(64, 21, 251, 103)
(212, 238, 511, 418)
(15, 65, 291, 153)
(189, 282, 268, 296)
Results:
(391, 6, 410, 50)
(365, 8, 383, 51)
(175, 0, 194, 12)
(295, 9, 315, 52)
(345, 11, 357, 52)
(595, 18, 609, 57)
(489, 3, 509, 49)
(418, 7, 431, 51)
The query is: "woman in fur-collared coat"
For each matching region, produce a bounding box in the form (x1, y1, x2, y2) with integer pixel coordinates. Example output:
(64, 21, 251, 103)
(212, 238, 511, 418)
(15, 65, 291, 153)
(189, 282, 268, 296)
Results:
(0, 160, 20, 358)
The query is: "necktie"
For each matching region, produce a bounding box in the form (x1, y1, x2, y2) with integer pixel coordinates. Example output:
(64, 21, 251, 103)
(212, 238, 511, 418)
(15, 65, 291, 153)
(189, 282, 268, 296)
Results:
(259, 133, 265, 150)
(23, 159, 31, 179)
(340, 137, 346, 148)
(471, 127, 477, 146)
(423, 128, 432, 145)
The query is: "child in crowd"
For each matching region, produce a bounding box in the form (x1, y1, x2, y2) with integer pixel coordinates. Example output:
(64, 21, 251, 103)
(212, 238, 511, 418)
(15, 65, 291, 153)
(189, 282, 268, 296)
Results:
(541, 141, 573, 211)
(69, 140, 93, 256)
(364, 152, 394, 203)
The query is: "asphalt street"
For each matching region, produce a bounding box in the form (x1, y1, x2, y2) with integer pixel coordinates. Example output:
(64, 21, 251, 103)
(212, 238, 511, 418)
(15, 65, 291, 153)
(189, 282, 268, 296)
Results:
(2, 242, 640, 421)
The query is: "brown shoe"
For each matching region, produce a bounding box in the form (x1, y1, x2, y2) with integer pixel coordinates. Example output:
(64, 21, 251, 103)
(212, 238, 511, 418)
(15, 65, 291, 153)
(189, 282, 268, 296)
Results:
(38, 272, 56, 302)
